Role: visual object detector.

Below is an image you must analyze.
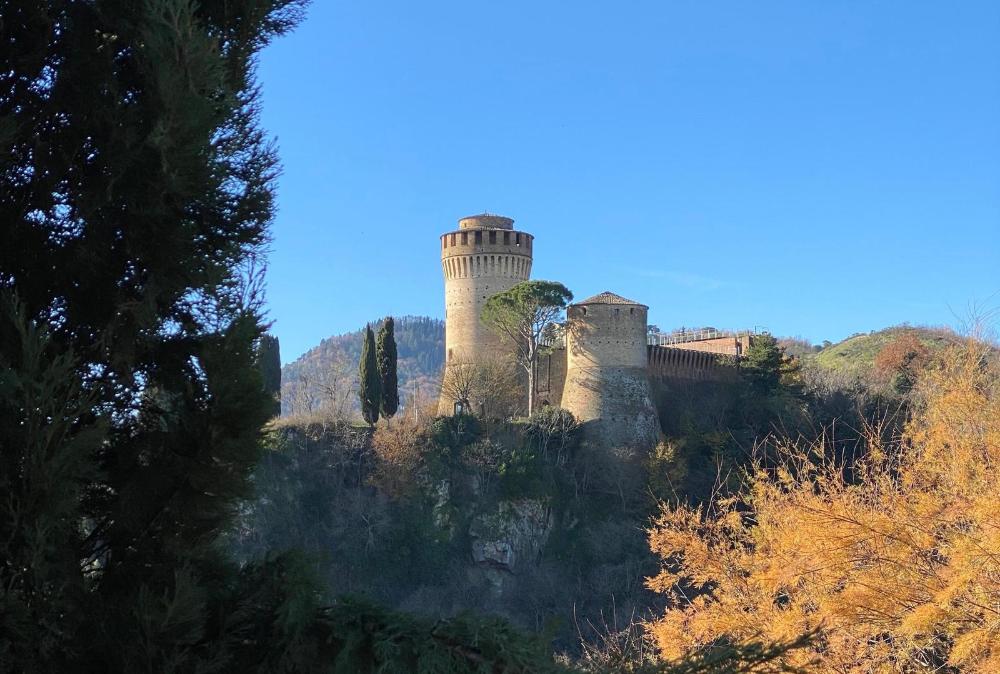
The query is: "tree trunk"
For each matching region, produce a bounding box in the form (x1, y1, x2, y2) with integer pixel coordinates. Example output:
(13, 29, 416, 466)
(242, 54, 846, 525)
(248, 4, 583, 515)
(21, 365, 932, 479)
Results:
(527, 360, 535, 417)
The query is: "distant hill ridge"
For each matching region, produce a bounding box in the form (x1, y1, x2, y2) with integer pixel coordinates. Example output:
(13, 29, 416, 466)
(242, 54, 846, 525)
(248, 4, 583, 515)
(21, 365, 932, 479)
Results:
(806, 325, 962, 378)
(281, 316, 444, 417)
(282, 320, 967, 418)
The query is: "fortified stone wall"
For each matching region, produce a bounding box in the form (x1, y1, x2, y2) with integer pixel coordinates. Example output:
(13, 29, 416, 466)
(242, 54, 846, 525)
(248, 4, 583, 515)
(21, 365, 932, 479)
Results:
(561, 294, 660, 449)
(647, 345, 739, 382)
(532, 343, 739, 419)
(534, 346, 566, 408)
(436, 213, 749, 426)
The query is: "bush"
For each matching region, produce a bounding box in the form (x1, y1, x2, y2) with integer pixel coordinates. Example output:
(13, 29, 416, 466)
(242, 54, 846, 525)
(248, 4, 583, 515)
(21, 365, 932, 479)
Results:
(525, 407, 580, 465)
(372, 415, 431, 497)
(430, 413, 483, 450)
(646, 340, 1000, 672)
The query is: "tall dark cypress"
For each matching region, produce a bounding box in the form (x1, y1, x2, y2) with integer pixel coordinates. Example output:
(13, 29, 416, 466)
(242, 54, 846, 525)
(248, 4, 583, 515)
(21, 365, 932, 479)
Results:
(376, 317, 399, 418)
(0, 1, 320, 669)
(359, 324, 381, 426)
(258, 334, 282, 416)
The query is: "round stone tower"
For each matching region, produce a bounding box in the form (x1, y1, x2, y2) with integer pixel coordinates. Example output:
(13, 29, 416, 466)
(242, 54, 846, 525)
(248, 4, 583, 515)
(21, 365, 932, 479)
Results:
(561, 292, 660, 448)
(439, 214, 533, 414)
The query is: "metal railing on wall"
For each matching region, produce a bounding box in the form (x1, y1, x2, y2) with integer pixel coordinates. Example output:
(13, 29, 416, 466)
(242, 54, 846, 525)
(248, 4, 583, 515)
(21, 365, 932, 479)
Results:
(647, 328, 756, 346)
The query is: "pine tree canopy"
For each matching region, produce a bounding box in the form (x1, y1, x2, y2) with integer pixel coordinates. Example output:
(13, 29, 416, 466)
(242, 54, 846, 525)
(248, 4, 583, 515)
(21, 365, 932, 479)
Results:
(481, 280, 573, 415)
(376, 316, 399, 418)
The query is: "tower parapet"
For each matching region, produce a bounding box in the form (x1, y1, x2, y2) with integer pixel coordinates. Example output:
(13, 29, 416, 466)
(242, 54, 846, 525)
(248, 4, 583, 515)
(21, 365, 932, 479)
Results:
(439, 214, 533, 414)
(561, 292, 660, 448)
(457, 214, 514, 230)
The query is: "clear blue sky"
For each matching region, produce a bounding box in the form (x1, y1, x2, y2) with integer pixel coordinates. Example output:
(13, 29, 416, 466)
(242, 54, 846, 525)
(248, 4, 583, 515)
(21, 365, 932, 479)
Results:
(258, 1, 1000, 363)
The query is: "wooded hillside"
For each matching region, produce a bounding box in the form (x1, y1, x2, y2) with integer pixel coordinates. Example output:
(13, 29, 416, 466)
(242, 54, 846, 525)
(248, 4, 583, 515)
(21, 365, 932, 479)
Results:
(281, 316, 444, 417)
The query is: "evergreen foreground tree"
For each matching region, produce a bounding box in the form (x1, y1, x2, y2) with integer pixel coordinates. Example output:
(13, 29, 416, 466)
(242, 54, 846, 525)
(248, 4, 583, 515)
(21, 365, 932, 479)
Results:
(741, 333, 784, 395)
(376, 316, 399, 418)
(359, 323, 381, 426)
(258, 333, 283, 416)
(0, 1, 317, 670)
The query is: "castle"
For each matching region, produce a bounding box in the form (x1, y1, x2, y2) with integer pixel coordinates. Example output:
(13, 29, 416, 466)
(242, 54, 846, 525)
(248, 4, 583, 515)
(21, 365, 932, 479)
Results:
(439, 214, 752, 448)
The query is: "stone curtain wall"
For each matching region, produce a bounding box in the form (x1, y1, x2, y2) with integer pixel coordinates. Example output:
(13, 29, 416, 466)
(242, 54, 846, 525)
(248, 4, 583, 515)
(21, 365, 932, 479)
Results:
(533, 346, 567, 408)
(647, 345, 739, 382)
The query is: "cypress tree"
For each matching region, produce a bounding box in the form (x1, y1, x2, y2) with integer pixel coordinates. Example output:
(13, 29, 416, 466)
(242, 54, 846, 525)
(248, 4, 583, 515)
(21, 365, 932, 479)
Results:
(359, 324, 381, 426)
(258, 334, 282, 417)
(376, 316, 399, 418)
(0, 1, 318, 669)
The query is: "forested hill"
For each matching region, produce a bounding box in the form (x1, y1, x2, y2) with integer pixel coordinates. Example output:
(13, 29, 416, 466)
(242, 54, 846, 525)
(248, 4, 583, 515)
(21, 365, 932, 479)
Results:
(281, 316, 444, 417)
(804, 325, 963, 379)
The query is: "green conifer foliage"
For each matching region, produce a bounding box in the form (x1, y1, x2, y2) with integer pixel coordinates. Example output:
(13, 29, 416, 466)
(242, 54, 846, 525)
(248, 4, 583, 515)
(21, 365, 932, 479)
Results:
(258, 333, 282, 416)
(376, 316, 399, 418)
(741, 333, 784, 395)
(359, 324, 381, 426)
(0, 0, 312, 668)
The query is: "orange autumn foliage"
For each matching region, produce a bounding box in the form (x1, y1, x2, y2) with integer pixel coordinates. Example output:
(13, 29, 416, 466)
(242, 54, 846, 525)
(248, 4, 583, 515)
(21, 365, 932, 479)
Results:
(646, 340, 1000, 673)
(873, 332, 931, 391)
(370, 409, 434, 497)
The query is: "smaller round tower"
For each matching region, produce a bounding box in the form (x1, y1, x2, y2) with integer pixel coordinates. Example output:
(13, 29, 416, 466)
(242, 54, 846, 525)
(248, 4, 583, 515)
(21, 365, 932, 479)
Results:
(561, 292, 660, 449)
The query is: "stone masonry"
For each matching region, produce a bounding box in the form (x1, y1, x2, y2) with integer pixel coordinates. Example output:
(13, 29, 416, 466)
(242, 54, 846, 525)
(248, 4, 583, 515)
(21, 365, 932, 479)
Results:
(437, 213, 747, 448)
(560, 293, 661, 448)
(439, 215, 533, 415)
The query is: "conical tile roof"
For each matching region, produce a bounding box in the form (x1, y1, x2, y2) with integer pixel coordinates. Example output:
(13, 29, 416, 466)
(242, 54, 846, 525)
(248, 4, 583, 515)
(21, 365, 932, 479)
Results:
(573, 291, 646, 307)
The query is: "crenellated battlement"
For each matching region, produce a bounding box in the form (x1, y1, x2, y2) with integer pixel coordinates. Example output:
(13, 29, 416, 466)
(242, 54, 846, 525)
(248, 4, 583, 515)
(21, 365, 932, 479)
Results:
(647, 345, 738, 382)
(441, 228, 533, 256)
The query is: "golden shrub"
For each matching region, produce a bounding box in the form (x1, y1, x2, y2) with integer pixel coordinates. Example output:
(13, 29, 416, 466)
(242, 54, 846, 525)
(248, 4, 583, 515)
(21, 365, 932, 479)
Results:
(370, 412, 432, 497)
(646, 340, 1000, 672)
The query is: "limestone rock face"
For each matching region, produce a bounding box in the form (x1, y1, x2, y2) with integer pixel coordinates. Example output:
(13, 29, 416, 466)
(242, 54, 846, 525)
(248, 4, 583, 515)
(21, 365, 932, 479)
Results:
(469, 499, 552, 574)
(430, 479, 453, 532)
(470, 539, 515, 569)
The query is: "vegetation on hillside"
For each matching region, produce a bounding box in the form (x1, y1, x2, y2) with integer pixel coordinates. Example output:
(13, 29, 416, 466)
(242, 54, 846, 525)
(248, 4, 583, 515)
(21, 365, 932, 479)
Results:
(646, 338, 999, 672)
(806, 325, 960, 381)
(281, 316, 444, 418)
(233, 403, 664, 657)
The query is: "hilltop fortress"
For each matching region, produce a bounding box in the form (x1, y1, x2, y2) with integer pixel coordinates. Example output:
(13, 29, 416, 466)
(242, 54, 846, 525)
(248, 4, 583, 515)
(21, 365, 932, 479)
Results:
(438, 214, 752, 448)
